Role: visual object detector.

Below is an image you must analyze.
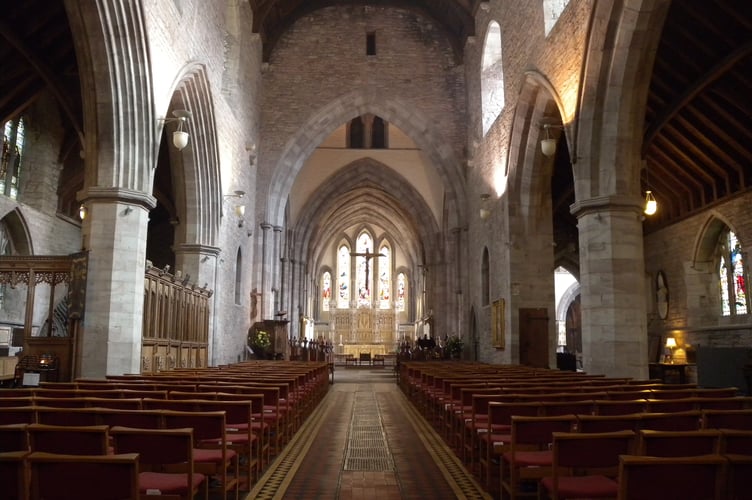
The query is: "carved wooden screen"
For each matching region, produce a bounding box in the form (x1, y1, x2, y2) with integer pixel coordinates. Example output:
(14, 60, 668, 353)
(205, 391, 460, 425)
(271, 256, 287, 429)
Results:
(142, 263, 212, 372)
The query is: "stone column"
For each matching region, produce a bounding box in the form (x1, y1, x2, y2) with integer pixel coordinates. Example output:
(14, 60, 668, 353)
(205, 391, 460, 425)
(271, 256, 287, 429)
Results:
(260, 222, 272, 318)
(572, 196, 648, 379)
(273, 226, 283, 314)
(79, 189, 155, 378)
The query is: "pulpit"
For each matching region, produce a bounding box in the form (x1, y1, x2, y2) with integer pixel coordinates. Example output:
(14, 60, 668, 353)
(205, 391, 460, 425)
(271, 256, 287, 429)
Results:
(248, 320, 290, 360)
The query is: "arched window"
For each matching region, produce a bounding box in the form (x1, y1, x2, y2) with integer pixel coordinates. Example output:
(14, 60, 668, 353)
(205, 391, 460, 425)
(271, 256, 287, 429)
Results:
(372, 116, 387, 149)
(378, 245, 391, 309)
(543, 0, 570, 36)
(337, 245, 350, 309)
(355, 232, 373, 307)
(1, 117, 24, 199)
(396, 272, 407, 312)
(719, 230, 748, 316)
(234, 248, 242, 305)
(348, 117, 365, 148)
(481, 22, 504, 136)
(321, 271, 332, 312)
(482, 247, 490, 306)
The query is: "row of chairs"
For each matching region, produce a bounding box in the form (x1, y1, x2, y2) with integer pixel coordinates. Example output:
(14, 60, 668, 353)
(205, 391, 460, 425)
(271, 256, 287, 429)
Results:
(0, 412, 238, 500)
(499, 417, 752, 500)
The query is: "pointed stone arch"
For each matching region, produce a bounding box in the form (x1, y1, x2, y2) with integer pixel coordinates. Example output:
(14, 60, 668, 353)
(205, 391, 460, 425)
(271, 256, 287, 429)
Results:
(164, 63, 222, 248)
(266, 89, 466, 229)
(0, 208, 33, 255)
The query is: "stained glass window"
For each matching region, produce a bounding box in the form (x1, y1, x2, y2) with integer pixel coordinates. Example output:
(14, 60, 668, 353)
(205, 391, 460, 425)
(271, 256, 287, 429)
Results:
(356, 233, 372, 307)
(337, 245, 350, 309)
(719, 230, 748, 316)
(396, 272, 406, 312)
(322, 271, 331, 312)
(1, 117, 24, 200)
(378, 245, 391, 309)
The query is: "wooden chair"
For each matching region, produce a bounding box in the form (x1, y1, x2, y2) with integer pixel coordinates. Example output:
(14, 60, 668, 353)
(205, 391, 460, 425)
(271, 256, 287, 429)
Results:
(28, 451, 139, 500)
(35, 406, 99, 426)
(478, 401, 541, 492)
(0, 423, 29, 452)
(575, 413, 642, 433)
(702, 408, 752, 430)
(28, 423, 110, 455)
(726, 453, 752, 500)
(645, 397, 697, 413)
(593, 399, 647, 416)
(499, 414, 577, 500)
(720, 429, 752, 455)
(94, 407, 164, 429)
(637, 429, 722, 457)
(0, 406, 37, 425)
(0, 450, 29, 500)
(639, 410, 701, 431)
(162, 410, 240, 499)
(540, 430, 636, 500)
(616, 454, 727, 500)
(110, 426, 208, 500)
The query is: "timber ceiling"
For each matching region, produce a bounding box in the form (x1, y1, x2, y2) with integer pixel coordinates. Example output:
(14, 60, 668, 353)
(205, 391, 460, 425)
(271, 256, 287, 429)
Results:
(641, 0, 752, 233)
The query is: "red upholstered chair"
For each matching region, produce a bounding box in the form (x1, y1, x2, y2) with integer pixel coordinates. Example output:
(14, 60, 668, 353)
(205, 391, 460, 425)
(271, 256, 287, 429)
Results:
(162, 410, 239, 500)
(616, 454, 727, 500)
(637, 429, 722, 457)
(0, 450, 29, 500)
(500, 414, 577, 500)
(540, 430, 636, 500)
(0, 423, 29, 452)
(28, 423, 110, 455)
(28, 451, 139, 500)
(110, 426, 208, 500)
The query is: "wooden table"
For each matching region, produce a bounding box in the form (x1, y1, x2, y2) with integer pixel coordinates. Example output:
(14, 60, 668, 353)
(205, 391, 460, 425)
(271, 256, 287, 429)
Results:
(649, 363, 694, 384)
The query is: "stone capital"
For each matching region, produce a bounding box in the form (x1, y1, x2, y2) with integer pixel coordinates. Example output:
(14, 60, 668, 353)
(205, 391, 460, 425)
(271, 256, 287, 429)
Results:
(570, 195, 642, 218)
(77, 187, 157, 210)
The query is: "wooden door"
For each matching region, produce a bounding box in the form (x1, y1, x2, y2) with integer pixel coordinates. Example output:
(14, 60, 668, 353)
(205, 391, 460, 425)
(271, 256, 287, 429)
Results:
(519, 308, 549, 368)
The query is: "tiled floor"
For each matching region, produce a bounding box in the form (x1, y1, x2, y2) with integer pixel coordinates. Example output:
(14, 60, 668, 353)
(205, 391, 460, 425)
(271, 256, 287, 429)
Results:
(246, 367, 490, 499)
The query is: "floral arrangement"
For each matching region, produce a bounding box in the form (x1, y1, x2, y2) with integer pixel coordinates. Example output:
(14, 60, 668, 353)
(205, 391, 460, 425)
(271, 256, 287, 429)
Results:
(249, 329, 272, 358)
(446, 335, 464, 359)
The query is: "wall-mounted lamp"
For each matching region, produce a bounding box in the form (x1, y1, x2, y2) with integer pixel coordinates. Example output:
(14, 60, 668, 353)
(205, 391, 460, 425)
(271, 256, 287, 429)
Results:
(160, 110, 192, 151)
(479, 193, 491, 220)
(541, 124, 559, 157)
(644, 190, 657, 215)
(78, 204, 87, 220)
(223, 190, 245, 199)
(247, 144, 257, 166)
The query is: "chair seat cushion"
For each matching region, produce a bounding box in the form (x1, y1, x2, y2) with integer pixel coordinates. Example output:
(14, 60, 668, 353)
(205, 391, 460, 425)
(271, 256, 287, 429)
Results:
(139, 471, 205, 494)
(503, 450, 553, 466)
(541, 475, 618, 498)
(193, 447, 237, 463)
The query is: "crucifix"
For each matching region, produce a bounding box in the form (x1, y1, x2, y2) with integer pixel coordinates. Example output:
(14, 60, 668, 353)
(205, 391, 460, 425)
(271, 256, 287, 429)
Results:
(350, 247, 385, 291)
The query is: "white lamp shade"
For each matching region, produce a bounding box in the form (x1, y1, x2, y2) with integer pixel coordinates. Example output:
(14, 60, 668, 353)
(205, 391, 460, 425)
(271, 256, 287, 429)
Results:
(172, 130, 189, 150)
(235, 205, 246, 217)
(541, 138, 557, 157)
(479, 208, 490, 220)
(665, 337, 677, 348)
(644, 191, 657, 215)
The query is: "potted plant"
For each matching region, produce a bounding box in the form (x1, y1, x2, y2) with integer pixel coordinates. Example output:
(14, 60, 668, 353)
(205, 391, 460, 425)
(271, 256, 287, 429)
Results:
(248, 329, 272, 359)
(446, 335, 464, 360)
